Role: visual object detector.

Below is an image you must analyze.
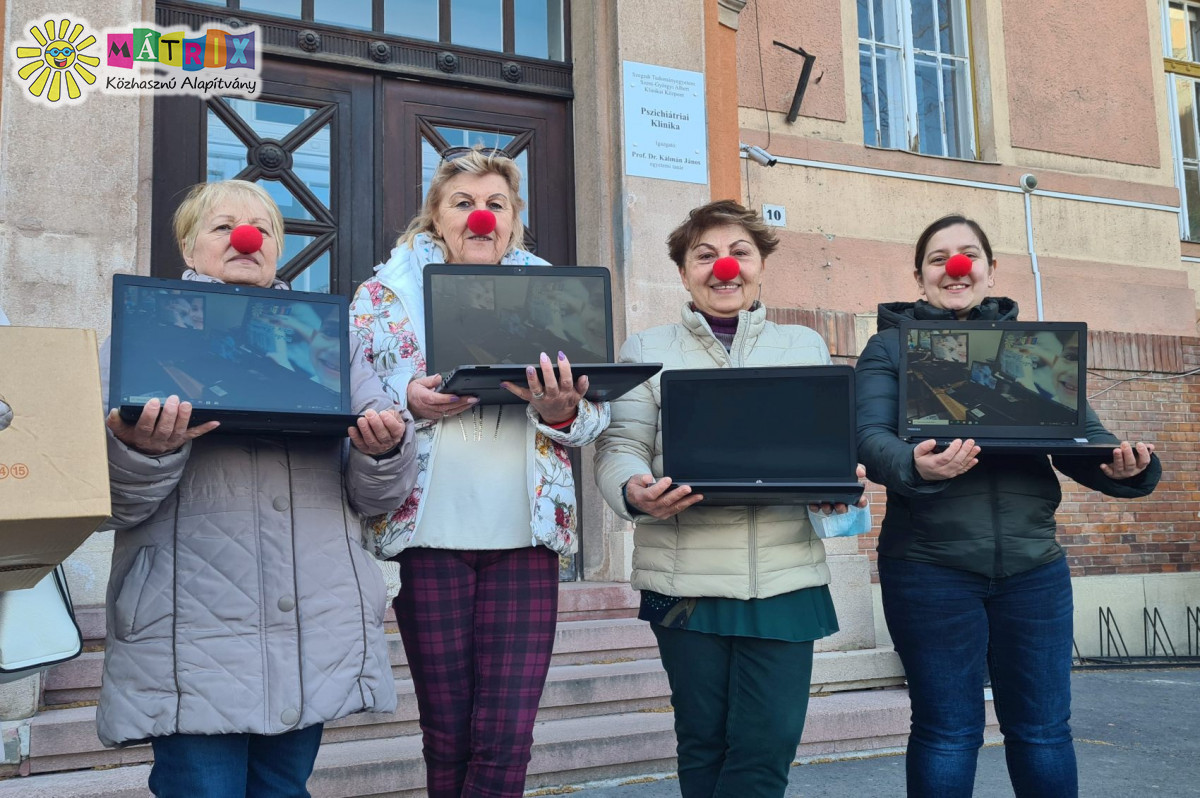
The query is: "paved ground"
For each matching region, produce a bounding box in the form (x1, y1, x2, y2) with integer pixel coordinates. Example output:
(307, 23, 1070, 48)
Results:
(532, 667, 1200, 797)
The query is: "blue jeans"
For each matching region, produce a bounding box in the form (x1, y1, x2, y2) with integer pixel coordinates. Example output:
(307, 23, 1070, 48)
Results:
(148, 724, 324, 798)
(879, 556, 1077, 798)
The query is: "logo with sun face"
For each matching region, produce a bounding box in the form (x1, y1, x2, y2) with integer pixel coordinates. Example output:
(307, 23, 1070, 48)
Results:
(13, 18, 100, 105)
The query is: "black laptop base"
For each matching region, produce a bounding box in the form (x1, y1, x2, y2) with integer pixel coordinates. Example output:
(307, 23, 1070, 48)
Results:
(438, 363, 661, 405)
(119, 404, 360, 436)
(915, 437, 1119, 456)
(686, 481, 865, 507)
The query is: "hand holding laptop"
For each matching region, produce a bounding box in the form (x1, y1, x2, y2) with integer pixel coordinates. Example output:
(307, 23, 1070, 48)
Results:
(809, 464, 870, 514)
(106, 394, 220, 455)
(624, 474, 704, 520)
(407, 374, 478, 420)
(347, 408, 407, 456)
(500, 351, 589, 425)
(913, 438, 981, 481)
(1099, 441, 1155, 480)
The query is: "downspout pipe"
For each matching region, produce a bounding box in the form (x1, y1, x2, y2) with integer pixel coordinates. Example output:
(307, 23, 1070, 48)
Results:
(1020, 174, 1045, 321)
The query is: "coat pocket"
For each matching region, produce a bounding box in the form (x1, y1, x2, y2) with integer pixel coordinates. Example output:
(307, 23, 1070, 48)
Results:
(112, 546, 171, 642)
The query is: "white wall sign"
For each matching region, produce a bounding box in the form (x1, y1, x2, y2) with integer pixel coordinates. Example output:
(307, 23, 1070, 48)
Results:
(622, 61, 708, 185)
(762, 204, 787, 226)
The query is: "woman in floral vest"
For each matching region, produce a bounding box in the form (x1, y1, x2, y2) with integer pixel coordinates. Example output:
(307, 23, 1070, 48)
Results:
(350, 145, 609, 798)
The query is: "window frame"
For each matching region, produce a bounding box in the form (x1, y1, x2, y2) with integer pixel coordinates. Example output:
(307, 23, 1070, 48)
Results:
(858, 0, 978, 159)
(179, 0, 569, 61)
(1163, 0, 1200, 241)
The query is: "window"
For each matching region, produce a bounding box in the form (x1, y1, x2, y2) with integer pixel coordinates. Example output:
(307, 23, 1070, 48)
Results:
(858, 0, 975, 159)
(1165, 1, 1200, 240)
(190, 0, 566, 60)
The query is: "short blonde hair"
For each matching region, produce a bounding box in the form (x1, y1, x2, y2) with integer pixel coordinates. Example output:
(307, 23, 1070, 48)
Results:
(397, 147, 526, 259)
(173, 180, 286, 262)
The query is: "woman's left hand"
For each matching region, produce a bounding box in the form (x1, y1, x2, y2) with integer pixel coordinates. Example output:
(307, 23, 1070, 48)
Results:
(1100, 441, 1155, 480)
(348, 408, 407, 456)
(502, 351, 588, 426)
(809, 464, 870, 515)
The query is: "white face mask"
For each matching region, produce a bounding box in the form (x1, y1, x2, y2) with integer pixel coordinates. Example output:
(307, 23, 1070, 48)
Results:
(808, 503, 872, 539)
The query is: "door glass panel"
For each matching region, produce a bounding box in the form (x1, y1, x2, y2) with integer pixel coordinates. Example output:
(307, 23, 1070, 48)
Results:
(293, 123, 332, 211)
(207, 110, 248, 182)
(283, 232, 316, 265)
(514, 0, 562, 60)
(314, 0, 372, 30)
(451, 0, 503, 52)
(223, 97, 315, 141)
(290, 250, 332, 294)
(421, 132, 529, 225)
(434, 127, 516, 150)
(385, 0, 439, 40)
(240, 0, 301, 18)
(261, 180, 317, 222)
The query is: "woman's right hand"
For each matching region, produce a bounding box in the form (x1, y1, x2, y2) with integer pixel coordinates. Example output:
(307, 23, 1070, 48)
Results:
(913, 438, 980, 481)
(624, 474, 704, 519)
(105, 395, 219, 455)
(406, 374, 477, 421)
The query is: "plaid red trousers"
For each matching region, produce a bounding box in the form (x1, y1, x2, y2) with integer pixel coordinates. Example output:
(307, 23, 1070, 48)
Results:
(394, 546, 559, 798)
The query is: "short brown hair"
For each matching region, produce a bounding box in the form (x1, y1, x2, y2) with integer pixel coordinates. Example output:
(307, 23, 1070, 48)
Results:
(173, 180, 285, 262)
(666, 200, 779, 268)
(397, 146, 527, 258)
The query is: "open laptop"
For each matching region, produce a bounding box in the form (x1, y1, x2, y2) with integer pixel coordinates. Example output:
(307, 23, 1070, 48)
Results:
(899, 320, 1115, 454)
(659, 366, 864, 506)
(110, 274, 361, 435)
(424, 265, 661, 404)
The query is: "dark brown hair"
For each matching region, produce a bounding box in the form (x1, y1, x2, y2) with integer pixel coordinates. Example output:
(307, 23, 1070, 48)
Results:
(913, 215, 993, 273)
(666, 200, 779, 268)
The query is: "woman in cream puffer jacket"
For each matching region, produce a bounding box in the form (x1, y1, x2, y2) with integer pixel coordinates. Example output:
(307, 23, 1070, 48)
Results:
(595, 200, 868, 798)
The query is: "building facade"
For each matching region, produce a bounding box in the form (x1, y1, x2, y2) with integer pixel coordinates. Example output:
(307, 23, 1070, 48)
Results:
(1, 0, 1197, 761)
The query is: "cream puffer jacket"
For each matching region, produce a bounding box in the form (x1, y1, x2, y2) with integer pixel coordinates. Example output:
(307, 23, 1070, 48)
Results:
(594, 303, 832, 600)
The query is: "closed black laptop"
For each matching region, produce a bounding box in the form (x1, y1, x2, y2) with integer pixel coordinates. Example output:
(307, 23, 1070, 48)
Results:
(660, 366, 864, 506)
(110, 274, 360, 435)
(898, 320, 1114, 454)
(424, 264, 660, 404)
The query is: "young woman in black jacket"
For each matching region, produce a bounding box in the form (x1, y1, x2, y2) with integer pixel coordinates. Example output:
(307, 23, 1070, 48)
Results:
(855, 215, 1161, 798)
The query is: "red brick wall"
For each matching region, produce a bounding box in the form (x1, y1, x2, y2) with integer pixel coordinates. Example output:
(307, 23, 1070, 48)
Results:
(765, 308, 1200, 580)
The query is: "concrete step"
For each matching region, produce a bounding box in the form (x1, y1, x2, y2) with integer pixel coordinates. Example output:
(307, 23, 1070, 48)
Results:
(2, 687, 976, 797)
(63, 582, 639, 652)
(27, 657, 673, 773)
(43, 616, 660, 707)
(26, 647, 906, 776)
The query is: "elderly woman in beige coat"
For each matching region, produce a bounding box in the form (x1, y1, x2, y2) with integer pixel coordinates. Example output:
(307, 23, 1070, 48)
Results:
(595, 200, 868, 798)
(97, 180, 417, 798)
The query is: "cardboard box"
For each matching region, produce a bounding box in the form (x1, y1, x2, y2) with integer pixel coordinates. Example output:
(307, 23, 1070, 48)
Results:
(0, 327, 111, 591)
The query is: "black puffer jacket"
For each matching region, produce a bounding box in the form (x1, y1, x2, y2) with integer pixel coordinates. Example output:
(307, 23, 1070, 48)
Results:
(855, 298, 1161, 578)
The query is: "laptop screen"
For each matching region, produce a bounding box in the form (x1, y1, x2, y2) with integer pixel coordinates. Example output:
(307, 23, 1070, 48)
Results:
(661, 366, 856, 482)
(424, 265, 613, 374)
(111, 275, 351, 415)
(900, 321, 1087, 439)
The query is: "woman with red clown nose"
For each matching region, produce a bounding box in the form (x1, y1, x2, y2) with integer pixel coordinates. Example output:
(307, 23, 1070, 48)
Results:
(350, 145, 609, 797)
(595, 200, 870, 798)
(855, 214, 1161, 797)
(95, 179, 416, 797)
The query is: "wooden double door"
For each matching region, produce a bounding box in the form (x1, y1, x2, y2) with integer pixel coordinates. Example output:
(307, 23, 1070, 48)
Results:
(152, 60, 575, 294)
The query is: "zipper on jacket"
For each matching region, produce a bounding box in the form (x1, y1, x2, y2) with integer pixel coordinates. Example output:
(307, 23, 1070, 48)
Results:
(749, 507, 758, 596)
(989, 468, 1003, 577)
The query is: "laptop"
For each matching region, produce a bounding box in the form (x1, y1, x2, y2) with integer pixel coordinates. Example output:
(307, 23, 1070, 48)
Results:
(899, 320, 1115, 454)
(423, 265, 661, 404)
(659, 366, 865, 506)
(110, 274, 361, 435)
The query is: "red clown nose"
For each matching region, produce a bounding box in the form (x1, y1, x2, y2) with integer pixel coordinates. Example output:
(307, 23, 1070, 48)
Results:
(229, 224, 264, 255)
(712, 256, 740, 282)
(944, 253, 973, 279)
(467, 209, 497, 236)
